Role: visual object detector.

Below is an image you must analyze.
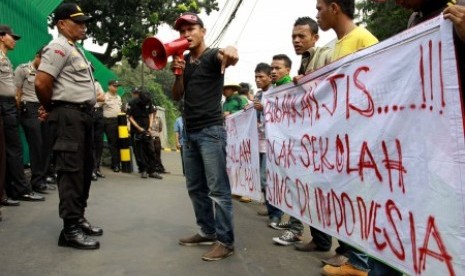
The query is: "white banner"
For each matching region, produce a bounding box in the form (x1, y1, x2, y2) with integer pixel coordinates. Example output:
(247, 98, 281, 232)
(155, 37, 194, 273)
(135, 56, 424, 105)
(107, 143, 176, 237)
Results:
(225, 107, 262, 201)
(263, 17, 465, 275)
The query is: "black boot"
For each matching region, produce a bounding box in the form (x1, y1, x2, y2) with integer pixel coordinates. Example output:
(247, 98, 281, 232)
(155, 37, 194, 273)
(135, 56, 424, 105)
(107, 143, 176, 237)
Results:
(58, 225, 100, 250)
(79, 218, 103, 236)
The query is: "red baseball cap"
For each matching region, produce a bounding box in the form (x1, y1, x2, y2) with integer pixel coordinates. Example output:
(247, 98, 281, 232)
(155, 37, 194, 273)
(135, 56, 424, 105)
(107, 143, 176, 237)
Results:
(174, 12, 204, 31)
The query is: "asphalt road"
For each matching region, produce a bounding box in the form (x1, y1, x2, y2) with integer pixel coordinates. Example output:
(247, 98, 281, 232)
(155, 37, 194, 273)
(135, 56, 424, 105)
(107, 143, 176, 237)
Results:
(0, 151, 333, 276)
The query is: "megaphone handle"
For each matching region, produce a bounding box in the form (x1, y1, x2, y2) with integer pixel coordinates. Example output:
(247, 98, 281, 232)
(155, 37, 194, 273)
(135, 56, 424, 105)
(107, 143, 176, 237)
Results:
(174, 54, 184, 76)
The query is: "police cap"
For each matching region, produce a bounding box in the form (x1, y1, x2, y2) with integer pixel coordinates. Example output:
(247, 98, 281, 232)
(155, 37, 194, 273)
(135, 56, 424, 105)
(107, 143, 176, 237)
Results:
(53, 3, 93, 24)
(0, 25, 21, 40)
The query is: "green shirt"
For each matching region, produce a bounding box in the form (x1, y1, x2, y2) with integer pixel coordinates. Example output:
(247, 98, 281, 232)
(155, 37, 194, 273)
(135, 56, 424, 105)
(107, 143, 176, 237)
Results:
(223, 94, 246, 114)
(275, 75, 292, 86)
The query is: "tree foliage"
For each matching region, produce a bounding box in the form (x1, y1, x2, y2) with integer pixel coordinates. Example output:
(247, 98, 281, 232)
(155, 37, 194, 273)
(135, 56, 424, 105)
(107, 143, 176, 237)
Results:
(356, 0, 411, 41)
(62, 0, 219, 68)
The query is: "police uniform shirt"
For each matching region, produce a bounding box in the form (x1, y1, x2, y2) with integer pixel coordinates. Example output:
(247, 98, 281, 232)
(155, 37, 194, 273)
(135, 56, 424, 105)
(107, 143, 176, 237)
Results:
(103, 92, 122, 118)
(14, 62, 39, 102)
(0, 51, 16, 97)
(38, 35, 96, 105)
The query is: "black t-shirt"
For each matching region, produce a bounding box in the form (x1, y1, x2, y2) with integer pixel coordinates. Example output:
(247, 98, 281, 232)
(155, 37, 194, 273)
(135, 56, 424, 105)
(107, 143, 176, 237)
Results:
(127, 98, 154, 130)
(183, 48, 224, 132)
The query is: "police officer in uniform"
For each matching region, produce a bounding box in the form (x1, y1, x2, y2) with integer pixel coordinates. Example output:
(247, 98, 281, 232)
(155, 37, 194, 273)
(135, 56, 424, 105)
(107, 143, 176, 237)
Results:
(102, 80, 122, 172)
(92, 80, 105, 181)
(15, 48, 55, 194)
(0, 25, 45, 203)
(35, 3, 102, 250)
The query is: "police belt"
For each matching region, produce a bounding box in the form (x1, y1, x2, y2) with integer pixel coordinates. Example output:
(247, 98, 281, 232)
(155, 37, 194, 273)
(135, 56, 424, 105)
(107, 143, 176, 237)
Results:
(0, 95, 15, 102)
(51, 101, 93, 114)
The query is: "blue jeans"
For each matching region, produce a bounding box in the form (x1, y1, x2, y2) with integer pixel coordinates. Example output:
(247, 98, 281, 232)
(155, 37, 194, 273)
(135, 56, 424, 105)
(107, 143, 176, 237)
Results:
(368, 258, 402, 276)
(259, 153, 283, 220)
(183, 125, 234, 247)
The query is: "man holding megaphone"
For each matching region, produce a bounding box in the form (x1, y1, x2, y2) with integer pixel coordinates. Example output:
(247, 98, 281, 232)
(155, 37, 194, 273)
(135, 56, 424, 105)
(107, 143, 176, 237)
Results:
(170, 12, 239, 261)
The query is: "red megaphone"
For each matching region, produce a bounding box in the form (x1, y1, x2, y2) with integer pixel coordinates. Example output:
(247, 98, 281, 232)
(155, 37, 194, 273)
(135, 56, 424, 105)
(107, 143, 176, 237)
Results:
(142, 37, 189, 75)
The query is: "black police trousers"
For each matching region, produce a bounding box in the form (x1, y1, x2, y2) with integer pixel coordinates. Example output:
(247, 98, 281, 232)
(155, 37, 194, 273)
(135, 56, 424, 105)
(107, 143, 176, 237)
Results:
(92, 108, 104, 172)
(48, 105, 94, 221)
(20, 101, 50, 189)
(103, 117, 120, 169)
(0, 96, 32, 198)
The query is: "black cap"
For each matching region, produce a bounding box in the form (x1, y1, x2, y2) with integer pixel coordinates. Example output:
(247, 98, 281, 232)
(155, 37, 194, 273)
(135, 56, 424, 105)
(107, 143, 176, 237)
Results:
(108, 80, 120, 86)
(53, 3, 93, 24)
(174, 12, 204, 31)
(0, 25, 21, 40)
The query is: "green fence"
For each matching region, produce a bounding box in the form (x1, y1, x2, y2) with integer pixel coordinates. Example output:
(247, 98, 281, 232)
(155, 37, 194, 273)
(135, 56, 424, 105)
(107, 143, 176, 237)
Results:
(1, 0, 118, 164)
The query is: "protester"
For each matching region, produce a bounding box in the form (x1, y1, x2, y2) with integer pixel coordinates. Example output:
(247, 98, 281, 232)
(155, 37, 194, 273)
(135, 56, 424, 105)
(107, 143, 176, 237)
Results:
(35, 3, 101, 250)
(238, 82, 253, 102)
(126, 88, 162, 180)
(287, 16, 334, 253)
(91, 80, 105, 181)
(252, 62, 284, 223)
(222, 81, 246, 116)
(222, 81, 251, 203)
(102, 79, 123, 172)
(264, 54, 306, 246)
(0, 25, 45, 204)
(316, 0, 378, 274)
(316, 0, 378, 62)
(171, 11, 238, 261)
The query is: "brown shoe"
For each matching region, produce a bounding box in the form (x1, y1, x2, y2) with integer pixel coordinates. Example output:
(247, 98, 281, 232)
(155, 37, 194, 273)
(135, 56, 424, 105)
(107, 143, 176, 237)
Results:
(201, 242, 234, 261)
(321, 264, 368, 276)
(179, 233, 216, 246)
(321, 254, 349, 267)
(239, 196, 252, 203)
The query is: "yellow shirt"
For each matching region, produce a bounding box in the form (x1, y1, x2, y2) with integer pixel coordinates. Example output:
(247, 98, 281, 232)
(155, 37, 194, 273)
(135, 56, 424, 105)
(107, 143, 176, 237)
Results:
(331, 26, 379, 61)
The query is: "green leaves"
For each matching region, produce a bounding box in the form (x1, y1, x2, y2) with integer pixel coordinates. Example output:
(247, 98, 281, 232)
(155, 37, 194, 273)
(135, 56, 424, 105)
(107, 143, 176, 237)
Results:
(356, 0, 411, 41)
(64, 0, 218, 68)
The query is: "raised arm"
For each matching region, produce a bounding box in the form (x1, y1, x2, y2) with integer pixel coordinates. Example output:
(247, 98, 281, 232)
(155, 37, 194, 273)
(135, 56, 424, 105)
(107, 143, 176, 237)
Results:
(217, 46, 239, 74)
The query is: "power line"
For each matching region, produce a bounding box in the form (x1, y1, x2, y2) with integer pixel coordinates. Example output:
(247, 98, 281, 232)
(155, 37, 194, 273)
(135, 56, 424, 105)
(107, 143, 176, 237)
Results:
(206, 0, 233, 43)
(234, 0, 259, 45)
(209, 0, 244, 47)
